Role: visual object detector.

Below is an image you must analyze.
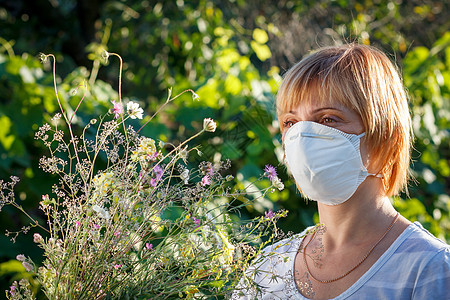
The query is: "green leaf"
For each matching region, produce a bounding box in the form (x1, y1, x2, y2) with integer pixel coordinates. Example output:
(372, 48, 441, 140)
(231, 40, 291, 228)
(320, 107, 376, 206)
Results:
(250, 41, 271, 62)
(0, 260, 26, 276)
(216, 48, 241, 73)
(224, 74, 242, 95)
(196, 78, 221, 109)
(252, 28, 269, 44)
(0, 115, 15, 151)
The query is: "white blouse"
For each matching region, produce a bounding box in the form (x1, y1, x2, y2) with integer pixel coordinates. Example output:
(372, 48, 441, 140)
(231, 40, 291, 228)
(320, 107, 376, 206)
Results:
(232, 222, 450, 299)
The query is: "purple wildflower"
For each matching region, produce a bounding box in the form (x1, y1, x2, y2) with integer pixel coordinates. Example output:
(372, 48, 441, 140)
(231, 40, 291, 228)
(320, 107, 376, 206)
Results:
(193, 217, 201, 229)
(264, 165, 277, 181)
(265, 209, 275, 220)
(114, 264, 121, 269)
(146, 243, 153, 250)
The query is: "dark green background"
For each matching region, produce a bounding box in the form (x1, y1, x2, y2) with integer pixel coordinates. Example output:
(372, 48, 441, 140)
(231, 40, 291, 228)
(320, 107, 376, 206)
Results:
(0, 0, 449, 297)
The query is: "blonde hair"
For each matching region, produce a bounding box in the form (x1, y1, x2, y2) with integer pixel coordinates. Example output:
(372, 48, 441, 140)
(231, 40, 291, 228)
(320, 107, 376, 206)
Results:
(277, 44, 412, 196)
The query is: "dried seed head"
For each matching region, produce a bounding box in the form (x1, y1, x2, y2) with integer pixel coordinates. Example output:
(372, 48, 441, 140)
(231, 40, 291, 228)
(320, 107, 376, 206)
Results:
(38, 53, 48, 63)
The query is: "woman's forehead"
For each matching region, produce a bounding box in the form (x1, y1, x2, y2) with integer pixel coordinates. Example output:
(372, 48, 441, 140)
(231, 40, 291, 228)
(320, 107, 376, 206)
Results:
(278, 89, 343, 115)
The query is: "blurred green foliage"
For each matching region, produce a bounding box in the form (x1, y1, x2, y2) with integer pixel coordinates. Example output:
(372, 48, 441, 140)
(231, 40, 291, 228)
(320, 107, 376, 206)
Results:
(0, 0, 449, 297)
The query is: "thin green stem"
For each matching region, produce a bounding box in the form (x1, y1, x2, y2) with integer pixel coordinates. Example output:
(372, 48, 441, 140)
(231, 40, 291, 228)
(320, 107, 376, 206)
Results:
(137, 89, 196, 134)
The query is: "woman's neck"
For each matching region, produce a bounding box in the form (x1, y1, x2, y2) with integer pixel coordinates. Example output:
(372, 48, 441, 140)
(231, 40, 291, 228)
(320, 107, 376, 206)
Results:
(316, 178, 398, 251)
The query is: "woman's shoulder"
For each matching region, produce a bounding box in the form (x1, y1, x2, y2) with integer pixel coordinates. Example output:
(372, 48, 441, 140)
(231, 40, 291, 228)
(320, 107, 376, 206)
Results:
(394, 222, 450, 299)
(390, 221, 449, 277)
(402, 221, 449, 252)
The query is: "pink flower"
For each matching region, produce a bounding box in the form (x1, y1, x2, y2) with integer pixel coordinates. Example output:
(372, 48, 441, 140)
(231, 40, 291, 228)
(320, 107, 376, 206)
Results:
(148, 151, 158, 161)
(111, 101, 123, 119)
(114, 264, 121, 269)
(93, 223, 100, 230)
(264, 209, 275, 220)
(154, 165, 164, 180)
(145, 243, 153, 250)
(150, 165, 164, 187)
(33, 233, 43, 243)
(75, 221, 80, 228)
(201, 176, 211, 186)
(264, 165, 277, 181)
(150, 178, 157, 187)
(16, 254, 26, 262)
(9, 284, 16, 294)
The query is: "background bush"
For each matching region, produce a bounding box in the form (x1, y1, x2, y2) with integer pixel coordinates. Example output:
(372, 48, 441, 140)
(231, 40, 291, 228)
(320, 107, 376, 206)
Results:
(0, 0, 448, 297)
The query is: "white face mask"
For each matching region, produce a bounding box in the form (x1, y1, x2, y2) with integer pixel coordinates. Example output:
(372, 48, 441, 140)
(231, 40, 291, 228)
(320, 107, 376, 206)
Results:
(284, 121, 380, 205)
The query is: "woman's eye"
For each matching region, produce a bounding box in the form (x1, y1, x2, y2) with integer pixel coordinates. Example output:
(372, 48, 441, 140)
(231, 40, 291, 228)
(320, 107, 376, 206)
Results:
(320, 117, 335, 124)
(283, 120, 295, 128)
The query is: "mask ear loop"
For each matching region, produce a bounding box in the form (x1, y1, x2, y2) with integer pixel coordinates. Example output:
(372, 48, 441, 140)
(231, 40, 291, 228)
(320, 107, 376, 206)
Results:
(370, 173, 384, 178)
(358, 132, 382, 179)
(357, 132, 366, 139)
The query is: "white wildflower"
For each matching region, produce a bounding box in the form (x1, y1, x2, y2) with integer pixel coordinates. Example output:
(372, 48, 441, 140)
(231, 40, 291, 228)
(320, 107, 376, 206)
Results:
(203, 118, 217, 132)
(92, 172, 114, 200)
(92, 204, 111, 220)
(272, 176, 284, 191)
(131, 137, 157, 165)
(127, 101, 144, 119)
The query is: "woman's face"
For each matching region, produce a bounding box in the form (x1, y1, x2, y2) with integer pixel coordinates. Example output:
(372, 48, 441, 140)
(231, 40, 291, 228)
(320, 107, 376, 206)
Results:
(279, 99, 372, 170)
(279, 100, 364, 137)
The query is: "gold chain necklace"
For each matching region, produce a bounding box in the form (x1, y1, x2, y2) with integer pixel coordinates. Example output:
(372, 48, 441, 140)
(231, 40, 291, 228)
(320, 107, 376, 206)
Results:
(303, 212, 399, 283)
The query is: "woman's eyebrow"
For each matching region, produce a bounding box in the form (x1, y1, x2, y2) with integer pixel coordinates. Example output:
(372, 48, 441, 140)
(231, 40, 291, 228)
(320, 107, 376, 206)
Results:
(280, 111, 296, 117)
(312, 107, 344, 114)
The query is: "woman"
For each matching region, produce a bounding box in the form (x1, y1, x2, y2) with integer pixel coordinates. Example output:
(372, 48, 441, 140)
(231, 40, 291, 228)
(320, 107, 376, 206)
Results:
(232, 44, 449, 299)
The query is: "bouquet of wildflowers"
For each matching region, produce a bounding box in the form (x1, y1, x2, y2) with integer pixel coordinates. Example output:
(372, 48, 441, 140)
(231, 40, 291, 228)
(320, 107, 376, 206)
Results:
(1, 52, 286, 299)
